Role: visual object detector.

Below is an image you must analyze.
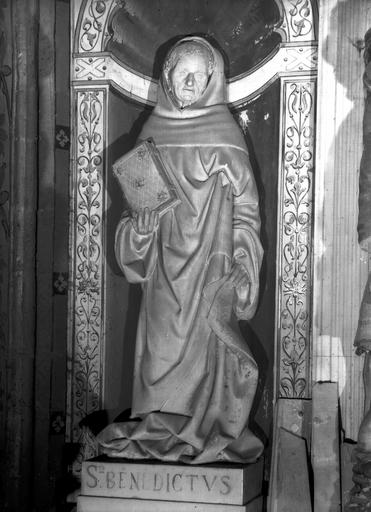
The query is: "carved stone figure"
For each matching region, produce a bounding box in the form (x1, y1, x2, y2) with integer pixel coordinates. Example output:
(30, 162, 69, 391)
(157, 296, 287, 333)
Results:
(97, 36, 263, 464)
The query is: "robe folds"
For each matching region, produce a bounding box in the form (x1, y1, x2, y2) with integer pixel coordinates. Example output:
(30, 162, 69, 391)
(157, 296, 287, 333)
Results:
(97, 37, 264, 464)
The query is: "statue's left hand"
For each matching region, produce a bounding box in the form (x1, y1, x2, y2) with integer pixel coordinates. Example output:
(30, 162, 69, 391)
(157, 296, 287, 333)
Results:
(207, 262, 251, 330)
(228, 262, 250, 290)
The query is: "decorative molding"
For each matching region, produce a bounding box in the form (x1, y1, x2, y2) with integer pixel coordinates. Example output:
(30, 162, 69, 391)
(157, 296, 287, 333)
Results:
(53, 272, 68, 295)
(66, 87, 107, 475)
(72, 45, 317, 106)
(277, 78, 315, 398)
(75, 0, 317, 55)
(75, 56, 107, 79)
(228, 43, 317, 105)
(55, 124, 70, 149)
(72, 52, 157, 104)
(50, 411, 66, 435)
(73, 0, 317, 105)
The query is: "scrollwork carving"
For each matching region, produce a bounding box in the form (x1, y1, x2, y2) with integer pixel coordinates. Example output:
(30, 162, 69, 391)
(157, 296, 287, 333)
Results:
(287, 0, 313, 38)
(279, 81, 315, 398)
(69, 89, 106, 458)
(276, 0, 316, 43)
(79, 0, 114, 52)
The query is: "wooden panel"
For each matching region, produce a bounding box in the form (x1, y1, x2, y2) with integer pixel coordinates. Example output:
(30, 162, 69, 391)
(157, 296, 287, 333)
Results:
(311, 382, 340, 512)
(5, 1, 39, 510)
(34, 1, 56, 508)
(268, 398, 312, 512)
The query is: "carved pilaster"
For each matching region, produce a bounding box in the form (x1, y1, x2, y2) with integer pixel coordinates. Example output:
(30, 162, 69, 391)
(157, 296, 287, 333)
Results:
(277, 79, 315, 398)
(66, 87, 107, 475)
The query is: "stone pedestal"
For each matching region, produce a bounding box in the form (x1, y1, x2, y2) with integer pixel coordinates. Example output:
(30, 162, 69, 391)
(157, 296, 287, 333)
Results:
(77, 457, 263, 511)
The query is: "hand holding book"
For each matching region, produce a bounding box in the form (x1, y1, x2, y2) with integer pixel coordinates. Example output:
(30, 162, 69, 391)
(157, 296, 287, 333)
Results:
(132, 208, 159, 235)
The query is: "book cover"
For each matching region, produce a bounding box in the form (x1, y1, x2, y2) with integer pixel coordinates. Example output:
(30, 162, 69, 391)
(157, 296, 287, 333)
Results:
(113, 138, 180, 216)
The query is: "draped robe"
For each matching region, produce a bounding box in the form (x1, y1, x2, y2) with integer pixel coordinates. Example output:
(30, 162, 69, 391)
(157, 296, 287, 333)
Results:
(98, 37, 264, 464)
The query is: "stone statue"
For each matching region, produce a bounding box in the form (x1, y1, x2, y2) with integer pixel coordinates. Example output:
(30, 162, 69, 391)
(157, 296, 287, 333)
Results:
(97, 36, 264, 464)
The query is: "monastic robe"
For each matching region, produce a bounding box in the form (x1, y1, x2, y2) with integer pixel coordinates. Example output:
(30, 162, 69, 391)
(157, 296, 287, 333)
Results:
(98, 37, 264, 464)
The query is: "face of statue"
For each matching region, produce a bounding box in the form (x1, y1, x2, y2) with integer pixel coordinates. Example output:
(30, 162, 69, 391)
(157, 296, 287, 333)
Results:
(170, 53, 209, 107)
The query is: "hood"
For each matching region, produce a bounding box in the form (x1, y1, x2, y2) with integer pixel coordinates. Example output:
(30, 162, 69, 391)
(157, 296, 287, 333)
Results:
(140, 36, 247, 152)
(155, 36, 226, 119)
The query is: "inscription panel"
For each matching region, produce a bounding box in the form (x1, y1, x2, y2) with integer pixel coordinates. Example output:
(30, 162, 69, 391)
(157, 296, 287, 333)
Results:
(81, 459, 263, 505)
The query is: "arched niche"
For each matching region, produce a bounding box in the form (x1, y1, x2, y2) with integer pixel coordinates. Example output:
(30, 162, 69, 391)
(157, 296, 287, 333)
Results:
(68, 0, 317, 475)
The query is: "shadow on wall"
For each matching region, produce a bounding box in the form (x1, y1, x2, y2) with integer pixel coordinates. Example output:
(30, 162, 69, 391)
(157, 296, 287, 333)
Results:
(315, 0, 369, 443)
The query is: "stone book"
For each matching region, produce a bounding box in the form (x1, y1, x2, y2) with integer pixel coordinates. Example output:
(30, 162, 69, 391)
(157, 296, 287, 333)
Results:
(113, 138, 180, 217)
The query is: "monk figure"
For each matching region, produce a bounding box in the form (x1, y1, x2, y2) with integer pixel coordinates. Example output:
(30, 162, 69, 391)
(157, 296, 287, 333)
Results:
(98, 36, 264, 464)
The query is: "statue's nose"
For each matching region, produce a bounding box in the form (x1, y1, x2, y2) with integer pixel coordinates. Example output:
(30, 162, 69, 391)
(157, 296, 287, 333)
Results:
(185, 73, 195, 86)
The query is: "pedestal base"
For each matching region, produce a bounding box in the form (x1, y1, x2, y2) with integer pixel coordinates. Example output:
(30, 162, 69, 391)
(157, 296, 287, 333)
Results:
(78, 457, 263, 511)
(77, 495, 263, 511)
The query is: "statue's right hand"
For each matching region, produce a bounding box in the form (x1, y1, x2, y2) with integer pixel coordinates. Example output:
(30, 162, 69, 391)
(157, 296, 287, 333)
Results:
(132, 208, 159, 235)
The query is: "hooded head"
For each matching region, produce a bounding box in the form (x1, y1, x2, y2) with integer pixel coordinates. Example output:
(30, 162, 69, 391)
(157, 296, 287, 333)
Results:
(140, 36, 247, 153)
(153, 36, 227, 118)
(164, 40, 215, 108)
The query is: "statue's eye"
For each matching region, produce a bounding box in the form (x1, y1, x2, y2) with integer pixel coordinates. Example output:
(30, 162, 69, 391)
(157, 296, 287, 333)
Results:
(195, 72, 207, 80)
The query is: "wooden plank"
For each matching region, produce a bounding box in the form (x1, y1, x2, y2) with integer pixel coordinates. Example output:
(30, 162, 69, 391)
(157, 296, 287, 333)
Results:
(268, 399, 312, 511)
(278, 429, 312, 511)
(279, 398, 312, 449)
(33, 1, 56, 510)
(312, 382, 341, 512)
(341, 441, 355, 511)
(5, 1, 39, 510)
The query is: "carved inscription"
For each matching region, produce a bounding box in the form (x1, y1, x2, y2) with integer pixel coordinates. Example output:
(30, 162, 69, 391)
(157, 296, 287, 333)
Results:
(85, 464, 232, 495)
(78, 460, 261, 505)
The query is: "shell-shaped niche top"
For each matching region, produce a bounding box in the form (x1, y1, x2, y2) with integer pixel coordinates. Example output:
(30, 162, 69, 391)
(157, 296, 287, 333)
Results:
(105, 0, 281, 80)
